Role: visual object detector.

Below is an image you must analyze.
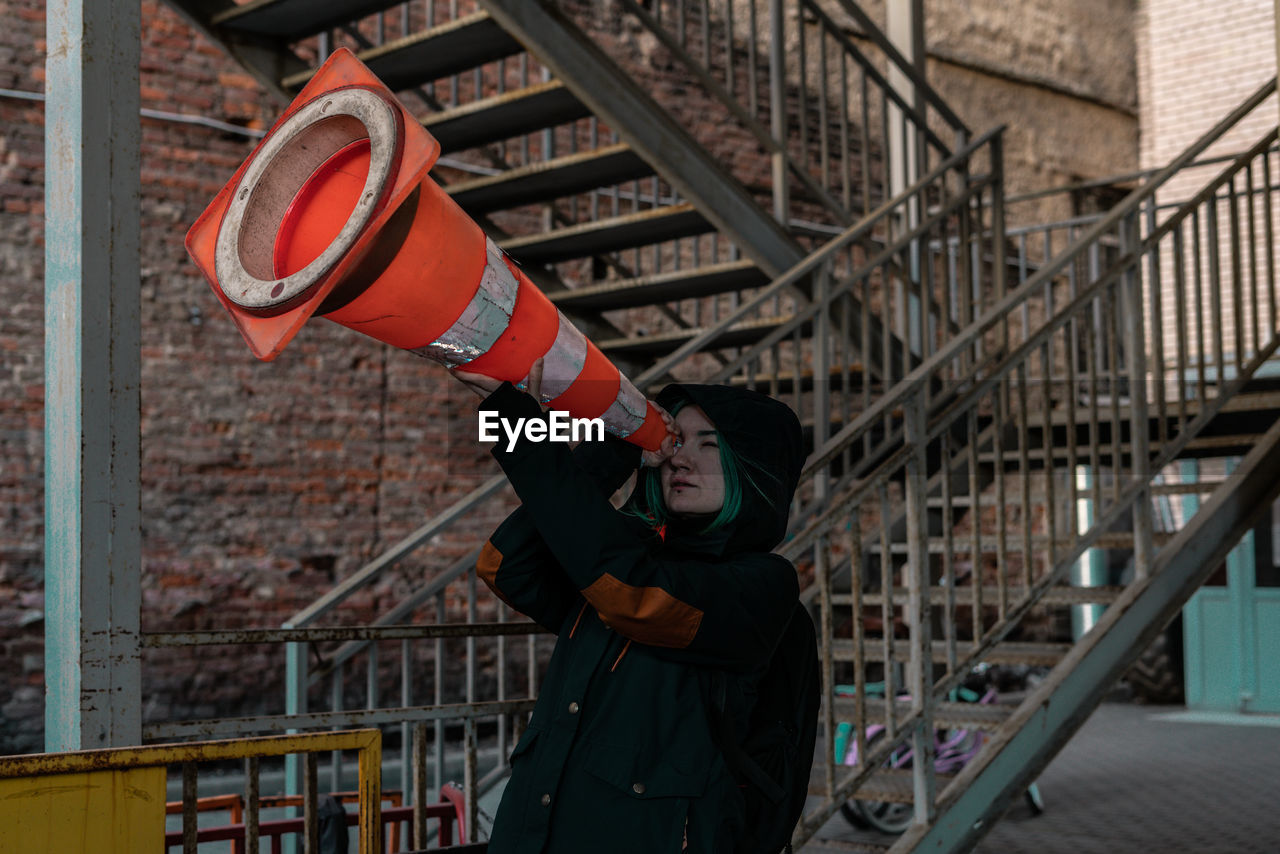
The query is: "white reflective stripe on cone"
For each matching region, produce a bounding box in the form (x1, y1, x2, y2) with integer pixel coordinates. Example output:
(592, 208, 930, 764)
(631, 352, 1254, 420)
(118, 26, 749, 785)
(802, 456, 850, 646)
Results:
(538, 311, 589, 402)
(412, 237, 518, 366)
(601, 378, 648, 439)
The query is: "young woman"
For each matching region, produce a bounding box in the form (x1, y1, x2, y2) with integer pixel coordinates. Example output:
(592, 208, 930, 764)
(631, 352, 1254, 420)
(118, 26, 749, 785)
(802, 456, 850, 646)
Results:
(455, 363, 804, 853)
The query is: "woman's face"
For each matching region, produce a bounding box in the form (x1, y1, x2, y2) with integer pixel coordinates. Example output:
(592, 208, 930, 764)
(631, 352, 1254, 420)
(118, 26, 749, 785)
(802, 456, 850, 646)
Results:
(660, 405, 726, 516)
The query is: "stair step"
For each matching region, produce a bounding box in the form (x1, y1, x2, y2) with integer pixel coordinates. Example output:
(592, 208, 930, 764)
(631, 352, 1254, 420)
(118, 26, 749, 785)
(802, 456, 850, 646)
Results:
(807, 767, 954, 803)
(1151, 480, 1223, 495)
(446, 144, 652, 214)
(282, 12, 522, 93)
(424, 80, 590, 153)
(212, 0, 400, 40)
(548, 259, 769, 312)
(832, 639, 1070, 667)
(865, 531, 1172, 555)
(978, 433, 1264, 465)
(499, 202, 713, 265)
(728, 365, 869, 396)
(831, 697, 1016, 733)
(850, 585, 1125, 608)
(596, 316, 797, 359)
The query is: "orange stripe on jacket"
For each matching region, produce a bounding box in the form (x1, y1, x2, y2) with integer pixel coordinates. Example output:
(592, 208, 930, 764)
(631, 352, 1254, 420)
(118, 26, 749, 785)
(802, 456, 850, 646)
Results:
(477, 540, 517, 609)
(582, 572, 703, 649)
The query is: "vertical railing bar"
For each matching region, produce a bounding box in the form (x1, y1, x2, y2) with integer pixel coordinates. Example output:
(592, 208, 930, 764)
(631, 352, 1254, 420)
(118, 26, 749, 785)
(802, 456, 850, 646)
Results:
(401, 637, 411, 806)
(1124, 212, 1153, 581)
(725, 0, 736, 98)
(1262, 150, 1276, 338)
(1246, 162, 1260, 359)
(1173, 223, 1189, 430)
(464, 717, 479, 843)
(303, 751, 319, 854)
(331, 663, 343, 793)
(1228, 175, 1244, 372)
(1208, 198, 1225, 392)
(994, 383, 1009, 621)
(904, 389, 936, 825)
(851, 511, 867, 771)
(769, 0, 788, 223)
(1065, 254, 1080, 540)
(182, 761, 198, 854)
(860, 73, 872, 218)
(859, 268, 872, 460)
(840, 51, 851, 212)
(878, 483, 895, 742)
(818, 30, 831, 205)
(1105, 282, 1123, 505)
(701, 0, 711, 72)
(1042, 321, 1057, 577)
(434, 593, 445, 796)
(1017, 361, 1033, 590)
(796, 1, 808, 165)
(245, 756, 260, 854)
(967, 408, 983, 643)
(413, 722, 428, 850)
(1192, 208, 1207, 404)
(747, 0, 759, 118)
(816, 534, 836, 797)
(941, 428, 957, 676)
(1145, 197, 1167, 448)
(1086, 287, 1103, 514)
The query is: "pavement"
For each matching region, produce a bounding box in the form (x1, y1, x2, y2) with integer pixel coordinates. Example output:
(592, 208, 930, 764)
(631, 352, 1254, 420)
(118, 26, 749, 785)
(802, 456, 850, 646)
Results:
(803, 701, 1280, 853)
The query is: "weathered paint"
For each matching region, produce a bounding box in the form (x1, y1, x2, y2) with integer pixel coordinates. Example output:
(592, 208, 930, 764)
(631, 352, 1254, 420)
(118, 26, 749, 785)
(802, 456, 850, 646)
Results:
(0, 732, 381, 854)
(0, 766, 165, 854)
(43, 0, 142, 751)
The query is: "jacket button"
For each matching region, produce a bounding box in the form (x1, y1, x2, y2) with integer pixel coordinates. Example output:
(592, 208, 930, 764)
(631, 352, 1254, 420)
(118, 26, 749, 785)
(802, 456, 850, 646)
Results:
(568, 702, 580, 714)
(632, 783, 645, 795)
(541, 793, 551, 806)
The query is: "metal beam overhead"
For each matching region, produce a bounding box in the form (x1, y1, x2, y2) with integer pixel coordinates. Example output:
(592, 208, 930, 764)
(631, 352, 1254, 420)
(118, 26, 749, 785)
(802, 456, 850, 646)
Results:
(44, 0, 142, 750)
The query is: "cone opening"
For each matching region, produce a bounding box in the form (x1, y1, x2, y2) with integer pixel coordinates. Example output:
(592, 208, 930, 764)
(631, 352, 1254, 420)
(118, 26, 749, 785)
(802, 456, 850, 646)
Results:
(214, 87, 400, 312)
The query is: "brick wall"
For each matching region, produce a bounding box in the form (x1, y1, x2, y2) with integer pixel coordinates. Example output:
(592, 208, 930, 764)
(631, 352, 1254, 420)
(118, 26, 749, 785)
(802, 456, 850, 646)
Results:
(0, 0, 516, 753)
(1137, 0, 1279, 374)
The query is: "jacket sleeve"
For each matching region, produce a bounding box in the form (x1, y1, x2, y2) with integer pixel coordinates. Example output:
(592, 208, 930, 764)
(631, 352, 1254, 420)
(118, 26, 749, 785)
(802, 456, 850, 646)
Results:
(477, 397, 644, 634)
(483, 383, 798, 672)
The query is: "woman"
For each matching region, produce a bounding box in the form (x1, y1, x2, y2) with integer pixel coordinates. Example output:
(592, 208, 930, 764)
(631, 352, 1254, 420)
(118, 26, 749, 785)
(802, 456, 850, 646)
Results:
(455, 362, 804, 854)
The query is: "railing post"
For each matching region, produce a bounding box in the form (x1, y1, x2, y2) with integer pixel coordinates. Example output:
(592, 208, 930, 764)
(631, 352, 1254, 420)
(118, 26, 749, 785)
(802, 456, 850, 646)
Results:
(768, 0, 789, 224)
(813, 262, 832, 504)
(903, 389, 936, 824)
(1123, 211, 1155, 580)
(283, 639, 308, 854)
(815, 534, 836, 799)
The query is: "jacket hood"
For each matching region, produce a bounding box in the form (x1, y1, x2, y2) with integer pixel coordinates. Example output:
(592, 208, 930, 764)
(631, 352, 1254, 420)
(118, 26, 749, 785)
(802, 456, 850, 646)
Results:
(655, 383, 804, 555)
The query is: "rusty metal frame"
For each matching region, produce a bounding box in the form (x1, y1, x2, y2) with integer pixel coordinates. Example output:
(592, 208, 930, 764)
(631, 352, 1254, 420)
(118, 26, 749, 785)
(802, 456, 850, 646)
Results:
(0, 730, 382, 854)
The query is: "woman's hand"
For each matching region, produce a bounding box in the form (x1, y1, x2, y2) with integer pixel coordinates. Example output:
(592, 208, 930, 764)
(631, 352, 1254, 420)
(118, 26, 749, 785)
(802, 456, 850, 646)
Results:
(452, 358, 545, 408)
(639, 403, 682, 468)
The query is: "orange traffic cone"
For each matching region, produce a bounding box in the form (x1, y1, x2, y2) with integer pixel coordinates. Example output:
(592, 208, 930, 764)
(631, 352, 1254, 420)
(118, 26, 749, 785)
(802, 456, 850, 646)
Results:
(186, 48, 668, 451)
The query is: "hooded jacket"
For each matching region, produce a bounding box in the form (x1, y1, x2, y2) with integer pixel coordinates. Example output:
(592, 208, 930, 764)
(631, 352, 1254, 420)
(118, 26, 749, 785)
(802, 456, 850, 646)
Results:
(476, 381, 805, 854)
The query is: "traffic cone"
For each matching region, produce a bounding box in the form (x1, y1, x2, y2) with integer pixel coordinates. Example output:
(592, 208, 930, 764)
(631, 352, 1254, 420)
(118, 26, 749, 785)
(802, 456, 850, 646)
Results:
(185, 48, 668, 450)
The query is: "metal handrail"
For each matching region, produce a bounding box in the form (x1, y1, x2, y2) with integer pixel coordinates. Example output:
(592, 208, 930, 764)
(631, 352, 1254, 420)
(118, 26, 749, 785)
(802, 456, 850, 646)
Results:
(802, 76, 1279, 480)
(789, 80, 1280, 847)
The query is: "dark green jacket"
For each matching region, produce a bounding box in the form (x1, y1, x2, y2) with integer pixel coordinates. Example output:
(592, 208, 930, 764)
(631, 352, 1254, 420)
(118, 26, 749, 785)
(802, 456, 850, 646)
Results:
(477, 382, 804, 854)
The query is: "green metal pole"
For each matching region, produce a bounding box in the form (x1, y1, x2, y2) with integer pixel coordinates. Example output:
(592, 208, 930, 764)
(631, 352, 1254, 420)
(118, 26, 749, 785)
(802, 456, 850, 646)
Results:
(44, 0, 142, 750)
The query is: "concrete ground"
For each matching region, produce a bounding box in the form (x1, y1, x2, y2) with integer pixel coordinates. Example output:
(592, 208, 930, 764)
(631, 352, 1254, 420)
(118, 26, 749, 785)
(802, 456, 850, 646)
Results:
(803, 701, 1280, 853)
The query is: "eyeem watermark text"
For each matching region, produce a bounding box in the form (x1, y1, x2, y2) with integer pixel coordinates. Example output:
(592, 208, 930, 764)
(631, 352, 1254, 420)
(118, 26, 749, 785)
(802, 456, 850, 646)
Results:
(479, 410, 604, 451)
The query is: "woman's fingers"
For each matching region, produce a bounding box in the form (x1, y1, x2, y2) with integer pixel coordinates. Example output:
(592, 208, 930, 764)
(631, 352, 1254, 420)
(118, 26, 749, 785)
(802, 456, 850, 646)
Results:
(450, 368, 503, 398)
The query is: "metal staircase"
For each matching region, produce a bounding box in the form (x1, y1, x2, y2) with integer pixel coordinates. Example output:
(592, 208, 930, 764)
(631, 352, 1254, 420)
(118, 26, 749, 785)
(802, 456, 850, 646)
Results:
(149, 0, 1280, 851)
(790, 78, 1280, 852)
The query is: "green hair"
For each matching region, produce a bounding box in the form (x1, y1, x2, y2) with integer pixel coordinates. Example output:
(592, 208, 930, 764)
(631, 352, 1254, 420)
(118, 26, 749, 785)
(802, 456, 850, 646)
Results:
(626, 399, 780, 534)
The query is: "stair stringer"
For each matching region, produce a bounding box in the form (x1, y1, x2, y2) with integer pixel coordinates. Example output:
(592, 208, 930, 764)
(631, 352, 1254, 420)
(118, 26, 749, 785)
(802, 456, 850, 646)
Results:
(891, 415, 1280, 854)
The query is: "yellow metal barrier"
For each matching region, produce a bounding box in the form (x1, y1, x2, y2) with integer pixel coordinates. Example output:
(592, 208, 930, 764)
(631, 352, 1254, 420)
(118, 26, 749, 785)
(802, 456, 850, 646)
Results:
(0, 729, 381, 854)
